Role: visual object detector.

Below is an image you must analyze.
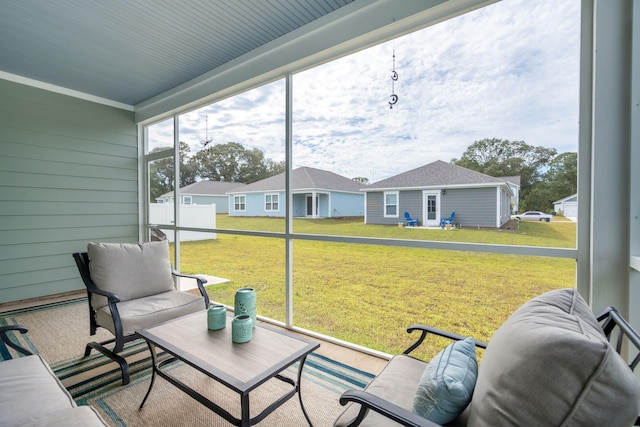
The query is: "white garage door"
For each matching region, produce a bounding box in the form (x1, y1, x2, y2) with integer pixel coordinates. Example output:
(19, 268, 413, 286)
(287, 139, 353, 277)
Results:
(563, 201, 577, 217)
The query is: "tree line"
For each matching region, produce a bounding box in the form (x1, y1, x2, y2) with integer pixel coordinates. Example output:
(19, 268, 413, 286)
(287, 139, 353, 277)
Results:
(452, 138, 577, 213)
(150, 142, 284, 201)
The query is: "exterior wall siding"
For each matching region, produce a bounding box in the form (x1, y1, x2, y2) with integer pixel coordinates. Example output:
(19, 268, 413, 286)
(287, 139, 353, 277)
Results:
(191, 195, 230, 213)
(366, 190, 423, 225)
(367, 187, 502, 227)
(366, 191, 392, 224)
(329, 192, 364, 217)
(0, 79, 137, 303)
(230, 191, 363, 218)
(292, 194, 306, 217)
(230, 191, 285, 217)
(440, 187, 497, 228)
(400, 190, 423, 224)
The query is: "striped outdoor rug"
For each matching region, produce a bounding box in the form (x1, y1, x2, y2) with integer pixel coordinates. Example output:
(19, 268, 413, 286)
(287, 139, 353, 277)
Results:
(0, 299, 375, 426)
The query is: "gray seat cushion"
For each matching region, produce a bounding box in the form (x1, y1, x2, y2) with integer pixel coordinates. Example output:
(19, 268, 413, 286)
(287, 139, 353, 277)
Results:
(0, 355, 76, 425)
(95, 290, 206, 336)
(334, 354, 427, 427)
(87, 241, 175, 308)
(22, 407, 109, 427)
(468, 288, 640, 427)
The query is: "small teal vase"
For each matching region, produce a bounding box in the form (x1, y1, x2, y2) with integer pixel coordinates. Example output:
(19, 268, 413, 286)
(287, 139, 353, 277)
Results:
(232, 314, 252, 343)
(234, 287, 256, 327)
(207, 304, 226, 330)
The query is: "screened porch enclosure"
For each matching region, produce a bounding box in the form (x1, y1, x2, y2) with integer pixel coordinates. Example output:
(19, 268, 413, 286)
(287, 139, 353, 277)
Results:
(0, 0, 638, 362)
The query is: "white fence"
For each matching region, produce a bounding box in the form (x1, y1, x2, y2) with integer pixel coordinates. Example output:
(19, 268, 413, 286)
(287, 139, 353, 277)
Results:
(149, 204, 217, 242)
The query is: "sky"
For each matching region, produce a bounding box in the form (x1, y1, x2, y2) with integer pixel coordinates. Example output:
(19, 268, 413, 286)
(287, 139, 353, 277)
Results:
(149, 0, 580, 183)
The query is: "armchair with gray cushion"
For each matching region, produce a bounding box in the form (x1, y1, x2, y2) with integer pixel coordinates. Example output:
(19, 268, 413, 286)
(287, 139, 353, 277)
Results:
(73, 240, 210, 385)
(334, 288, 640, 426)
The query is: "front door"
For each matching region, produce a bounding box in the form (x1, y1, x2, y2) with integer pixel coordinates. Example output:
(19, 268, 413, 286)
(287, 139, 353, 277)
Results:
(423, 191, 440, 227)
(306, 195, 319, 217)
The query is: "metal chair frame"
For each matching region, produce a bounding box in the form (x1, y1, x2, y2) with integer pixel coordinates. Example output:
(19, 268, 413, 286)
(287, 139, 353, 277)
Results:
(338, 306, 640, 427)
(72, 251, 209, 385)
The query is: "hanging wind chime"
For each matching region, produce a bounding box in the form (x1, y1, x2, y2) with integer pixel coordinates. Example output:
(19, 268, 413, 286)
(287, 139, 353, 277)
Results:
(389, 49, 399, 109)
(200, 115, 213, 148)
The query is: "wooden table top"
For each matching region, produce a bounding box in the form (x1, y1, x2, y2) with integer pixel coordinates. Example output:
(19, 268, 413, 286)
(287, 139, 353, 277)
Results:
(137, 310, 320, 393)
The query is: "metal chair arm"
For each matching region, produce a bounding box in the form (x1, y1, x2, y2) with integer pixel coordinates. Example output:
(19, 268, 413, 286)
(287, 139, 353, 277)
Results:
(89, 286, 121, 303)
(339, 390, 442, 427)
(171, 269, 210, 308)
(0, 325, 33, 356)
(404, 324, 487, 355)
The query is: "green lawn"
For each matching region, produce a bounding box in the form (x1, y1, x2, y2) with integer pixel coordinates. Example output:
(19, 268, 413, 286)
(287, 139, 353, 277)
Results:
(176, 215, 576, 360)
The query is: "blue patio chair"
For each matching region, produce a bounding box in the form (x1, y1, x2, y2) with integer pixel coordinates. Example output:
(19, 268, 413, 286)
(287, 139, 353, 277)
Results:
(404, 212, 418, 227)
(440, 211, 455, 228)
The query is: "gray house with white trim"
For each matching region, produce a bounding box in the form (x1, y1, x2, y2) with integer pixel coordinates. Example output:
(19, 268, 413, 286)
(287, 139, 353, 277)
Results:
(363, 160, 514, 228)
(227, 167, 364, 218)
(157, 181, 246, 214)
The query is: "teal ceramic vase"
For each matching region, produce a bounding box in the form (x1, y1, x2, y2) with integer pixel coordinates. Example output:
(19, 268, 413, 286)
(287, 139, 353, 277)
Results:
(232, 314, 252, 343)
(234, 287, 256, 327)
(207, 304, 226, 330)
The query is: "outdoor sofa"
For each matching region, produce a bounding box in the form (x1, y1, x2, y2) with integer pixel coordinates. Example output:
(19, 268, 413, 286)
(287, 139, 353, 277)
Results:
(335, 288, 640, 426)
(0, 325, 109, 426)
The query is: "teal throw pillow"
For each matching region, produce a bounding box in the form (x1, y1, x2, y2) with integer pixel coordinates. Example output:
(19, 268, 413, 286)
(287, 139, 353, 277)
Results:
(411, 337, 478, 424)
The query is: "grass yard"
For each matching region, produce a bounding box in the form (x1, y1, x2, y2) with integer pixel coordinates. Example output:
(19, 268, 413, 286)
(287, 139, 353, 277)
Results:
(176, 215, 576, 360)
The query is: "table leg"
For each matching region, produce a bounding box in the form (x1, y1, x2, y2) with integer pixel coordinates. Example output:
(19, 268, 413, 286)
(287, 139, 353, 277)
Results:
(297, 355, 314, 427)
(139, 341, 157, 409)
(241, 393, 250, 427)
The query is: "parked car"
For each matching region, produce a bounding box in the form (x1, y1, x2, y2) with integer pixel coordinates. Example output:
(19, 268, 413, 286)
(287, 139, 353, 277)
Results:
(515, 211, 552, 222)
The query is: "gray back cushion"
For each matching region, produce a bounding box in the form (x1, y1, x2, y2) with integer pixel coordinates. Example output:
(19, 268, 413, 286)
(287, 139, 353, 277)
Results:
(87, 241, 175, 307)
(468, 288, 640, 426)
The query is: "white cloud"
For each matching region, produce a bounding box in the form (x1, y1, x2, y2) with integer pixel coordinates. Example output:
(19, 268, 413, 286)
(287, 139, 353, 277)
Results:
(149, 0, 580, 183)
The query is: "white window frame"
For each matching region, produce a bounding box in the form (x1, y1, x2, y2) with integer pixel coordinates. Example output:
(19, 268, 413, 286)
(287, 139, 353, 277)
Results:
(234, 195, 246, 212)
(182, 195, 192, 205)
(384, 191, 399, 218)
(265, 193, 279, 212)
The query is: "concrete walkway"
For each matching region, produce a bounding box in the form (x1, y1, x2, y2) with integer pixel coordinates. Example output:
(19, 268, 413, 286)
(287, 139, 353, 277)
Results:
(178, 274, 230, 291)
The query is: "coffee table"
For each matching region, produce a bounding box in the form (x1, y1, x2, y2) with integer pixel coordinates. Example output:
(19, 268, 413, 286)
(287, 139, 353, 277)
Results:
(137, 310, 320, 426)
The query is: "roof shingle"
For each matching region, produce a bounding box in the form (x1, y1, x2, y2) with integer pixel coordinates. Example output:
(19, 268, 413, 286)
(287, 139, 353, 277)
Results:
(365, 160, 507, 189)
(227, 167, 361, 193)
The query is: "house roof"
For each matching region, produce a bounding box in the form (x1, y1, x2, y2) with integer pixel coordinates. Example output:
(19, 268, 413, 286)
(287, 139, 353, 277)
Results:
(227, 167, 361, 193)
(553, 193, 577, 204)
(159, 181, 246, 198)
(364, 160, 510, 190)
(502, 176, 521, 186)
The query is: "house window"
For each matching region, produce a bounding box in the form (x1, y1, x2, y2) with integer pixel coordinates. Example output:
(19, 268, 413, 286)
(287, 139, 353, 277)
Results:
(182, 195, 192, 205)
(265, 193, 279, 211)
(234, 195, 246, 211)
(384, 192, 399, 217)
